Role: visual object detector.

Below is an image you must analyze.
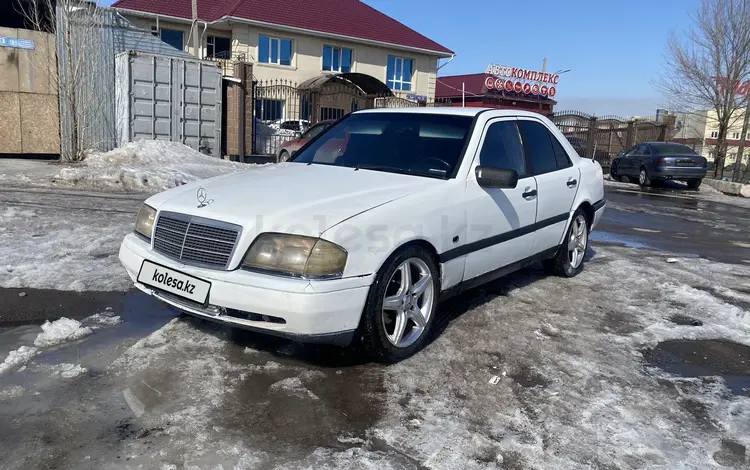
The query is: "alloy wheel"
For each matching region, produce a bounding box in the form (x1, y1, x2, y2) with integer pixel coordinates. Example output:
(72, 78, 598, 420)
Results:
(381, 257, 434, 348)
(639, 169, 647, 185)
(567, 214, 588, 269)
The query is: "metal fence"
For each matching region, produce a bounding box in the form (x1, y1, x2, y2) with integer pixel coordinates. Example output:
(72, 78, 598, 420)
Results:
(252, 79, 451, 156)
(551, 110, 668, 167)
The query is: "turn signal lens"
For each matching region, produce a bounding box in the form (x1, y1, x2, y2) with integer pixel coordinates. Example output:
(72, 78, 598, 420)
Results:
(242, 234, 347, 279)
(134, 204, 157, 240)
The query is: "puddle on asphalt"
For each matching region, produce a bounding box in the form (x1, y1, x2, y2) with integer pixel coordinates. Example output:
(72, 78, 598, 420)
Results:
(643, 339, 750, 396)
(590, 231, 654, 249)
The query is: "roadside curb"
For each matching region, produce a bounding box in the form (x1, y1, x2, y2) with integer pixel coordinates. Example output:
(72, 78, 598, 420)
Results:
(702, 178, 750, 198)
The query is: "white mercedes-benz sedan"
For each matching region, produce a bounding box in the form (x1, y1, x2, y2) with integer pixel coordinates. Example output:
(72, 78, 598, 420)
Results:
(119, 108, 605, 362)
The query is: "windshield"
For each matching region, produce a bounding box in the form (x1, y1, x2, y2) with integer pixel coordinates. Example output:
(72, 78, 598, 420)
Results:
(650, 143, 698, 155)
(301, 122, 331, 140)
(291, 113, 474, 178)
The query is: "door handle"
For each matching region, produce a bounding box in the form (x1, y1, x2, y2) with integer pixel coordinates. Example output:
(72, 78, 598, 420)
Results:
(567, 179, 578, 187)
(522, 189, 537, 198)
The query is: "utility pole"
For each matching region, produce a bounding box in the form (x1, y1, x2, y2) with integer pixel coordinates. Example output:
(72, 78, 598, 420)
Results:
(732, 101, 750, 182)
(192, 0, 200, 59)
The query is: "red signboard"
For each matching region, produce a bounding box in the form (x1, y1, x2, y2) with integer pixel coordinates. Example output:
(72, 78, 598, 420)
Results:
(713, 77, 750, 96)
(483, 63, 561, 99)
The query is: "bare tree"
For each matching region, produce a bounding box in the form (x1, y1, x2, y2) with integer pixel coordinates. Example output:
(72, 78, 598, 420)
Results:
(658, 0, 750, 179)
(18, 0, 110, 161)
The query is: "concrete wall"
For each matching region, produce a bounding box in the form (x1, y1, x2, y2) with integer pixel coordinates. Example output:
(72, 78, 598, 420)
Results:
(0, 27, 60, 154)
(120, 15, 440, 100)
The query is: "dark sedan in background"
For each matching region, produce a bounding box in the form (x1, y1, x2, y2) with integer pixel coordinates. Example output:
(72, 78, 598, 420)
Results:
(610, 142, 707, 189)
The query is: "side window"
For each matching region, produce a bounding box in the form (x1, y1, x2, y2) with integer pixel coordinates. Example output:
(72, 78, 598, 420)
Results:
(643, 145, 652, 156)
(478, 121, 526, 176)
(624, 145, 637, 156)
(632, 145, 644, 156)
(518, 120, 558, 175)
(549, 134, 572, 169)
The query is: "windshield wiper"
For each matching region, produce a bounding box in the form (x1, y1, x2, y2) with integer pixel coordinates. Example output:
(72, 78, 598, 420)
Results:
(353, 164, 414, 176)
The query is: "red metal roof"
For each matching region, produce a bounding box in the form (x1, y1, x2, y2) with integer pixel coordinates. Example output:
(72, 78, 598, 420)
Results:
(111, 0, 453, 55)
(435, 73, 488, 98)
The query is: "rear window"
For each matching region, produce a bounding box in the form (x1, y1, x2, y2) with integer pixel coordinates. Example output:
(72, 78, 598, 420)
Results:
(650, 143, 698, 155)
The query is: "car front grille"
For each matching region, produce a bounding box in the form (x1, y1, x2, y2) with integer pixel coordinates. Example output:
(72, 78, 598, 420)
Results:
(152, 212, 241, 270)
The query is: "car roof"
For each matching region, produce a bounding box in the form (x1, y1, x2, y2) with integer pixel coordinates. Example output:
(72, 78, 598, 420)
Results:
(354, 107, 548, 119)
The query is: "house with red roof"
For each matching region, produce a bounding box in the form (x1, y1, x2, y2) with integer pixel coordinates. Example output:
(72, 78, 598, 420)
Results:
(111, 0, 453, 106)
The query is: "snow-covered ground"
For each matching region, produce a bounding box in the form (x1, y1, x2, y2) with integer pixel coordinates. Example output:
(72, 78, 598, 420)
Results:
(0, 141, 248, 193)
(0, 189, 137, 291)
(2, 245, 747, 469)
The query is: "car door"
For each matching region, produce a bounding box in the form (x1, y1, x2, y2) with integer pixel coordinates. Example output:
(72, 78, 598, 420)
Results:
(619, 145, 637, 174)
(516, 119, 580, 255)
(462, 118, 538, 281)
(629, 144, 649, 174)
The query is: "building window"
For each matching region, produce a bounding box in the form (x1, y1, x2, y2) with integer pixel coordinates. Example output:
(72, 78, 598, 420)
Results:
(207, 36, 231, 59)
(300, 96, 311, 121)
(322, 45, 352, 73)
(255, 99, 284, 122)
(732, 132, 740, 139)
(710, 131, 718, 138)
(387, 55, 413, 91)
(321, 107, 346, 121)
(259, 35, 293, 66)
(158, 29, 184, 51)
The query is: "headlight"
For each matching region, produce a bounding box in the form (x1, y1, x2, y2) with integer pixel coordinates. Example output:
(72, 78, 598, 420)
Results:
(242, 233, 347, 279)
(134, 204, 156, 240)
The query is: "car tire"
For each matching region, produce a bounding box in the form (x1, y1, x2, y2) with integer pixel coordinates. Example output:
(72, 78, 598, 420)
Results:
(609, 162, 618, 179)
(542, 208, 589, 278)
(278, 150, 290, 163)
(638, 167, 651, 187)
(687, 179, 702, 190)
(359, 245, 440, 363)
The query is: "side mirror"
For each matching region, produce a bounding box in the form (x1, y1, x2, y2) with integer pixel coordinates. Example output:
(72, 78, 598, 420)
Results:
(475, 166, 519, 189)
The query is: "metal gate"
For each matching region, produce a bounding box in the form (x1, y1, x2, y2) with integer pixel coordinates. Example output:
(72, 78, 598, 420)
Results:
(551, 110, 667, 166)
(114, 51, 223, 156)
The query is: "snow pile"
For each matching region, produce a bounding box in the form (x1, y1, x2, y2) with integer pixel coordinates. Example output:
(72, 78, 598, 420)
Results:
(0, 346, 38, 375)
(34, 318, 94, 348)
(0, 385, 25, 401)
(268, 377, 319, 400)
(0, 312, 122, 376)
(46, 363, 87, 378)
(52, 140, 248, 193)
(34, 314, 123, 348)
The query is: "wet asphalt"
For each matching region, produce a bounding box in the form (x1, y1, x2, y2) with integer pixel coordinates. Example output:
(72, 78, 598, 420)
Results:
(1, 182, 750, 468)
(596, 183, 750, 264)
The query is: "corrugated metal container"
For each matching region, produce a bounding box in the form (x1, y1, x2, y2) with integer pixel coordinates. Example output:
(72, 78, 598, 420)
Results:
(57, 6, 196, 157)
(115, 51, 223, 156)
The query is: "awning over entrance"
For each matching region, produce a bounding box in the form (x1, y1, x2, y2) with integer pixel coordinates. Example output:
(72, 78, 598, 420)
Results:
(297, 72, 393, 96)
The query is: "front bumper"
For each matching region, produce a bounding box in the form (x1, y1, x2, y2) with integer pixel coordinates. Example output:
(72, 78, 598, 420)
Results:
(119, 233, 371, 345)
(651, 166, 707, 180)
